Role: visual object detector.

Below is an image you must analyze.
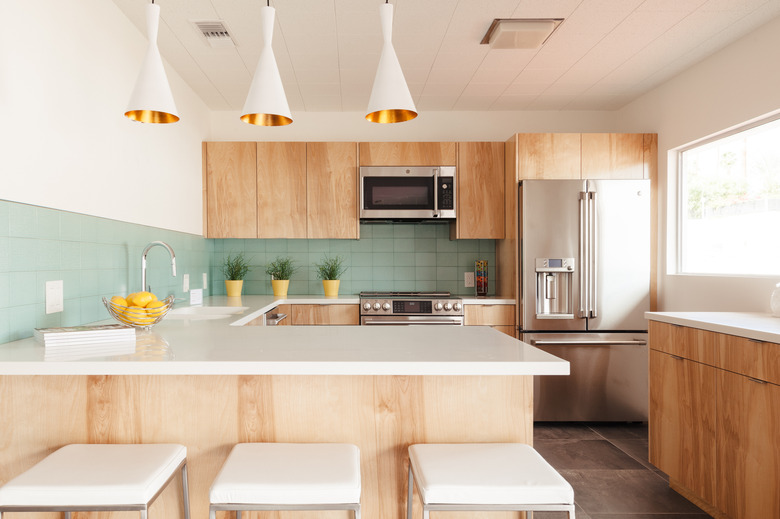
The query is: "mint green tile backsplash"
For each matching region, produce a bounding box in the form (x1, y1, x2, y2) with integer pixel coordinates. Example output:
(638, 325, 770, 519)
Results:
(1, 200, 495, 344)
(0, 200, 211, 344)
(210, 222, 495, 298)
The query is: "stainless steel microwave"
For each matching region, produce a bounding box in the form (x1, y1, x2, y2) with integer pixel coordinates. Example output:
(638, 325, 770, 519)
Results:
(359, 166, 456, 220)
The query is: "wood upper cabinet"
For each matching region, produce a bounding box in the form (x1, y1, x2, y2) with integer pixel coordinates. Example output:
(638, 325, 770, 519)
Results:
(649, 349, 717, 504)
(454, 142, 505, 239)
(291, 304, 359, 325)
(516, 133, 581, 180)
(359, 142, 457, 166)
(204, 142, 257, 238)
(582, 133, 645, 179)
(716, 369, 780, 519)
(256, 143, 307, 239)
(307, 142, 358, 239)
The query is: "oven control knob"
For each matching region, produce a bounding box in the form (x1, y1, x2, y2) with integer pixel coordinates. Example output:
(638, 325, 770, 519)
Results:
(444, 302, 453, 311)
(453, 302, 462, 311)
(434, 302, 443, 311)
(382, 302, 391, 311)
(363, 302, 372, 311)
(373, 302, 381, 311)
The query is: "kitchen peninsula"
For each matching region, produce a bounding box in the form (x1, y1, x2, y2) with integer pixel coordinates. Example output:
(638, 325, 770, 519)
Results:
(0, 297, 567, 519)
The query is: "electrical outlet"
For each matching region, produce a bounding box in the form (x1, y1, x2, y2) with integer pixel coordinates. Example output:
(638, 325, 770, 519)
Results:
(45, 280, 64, 314)
(183, 273, 190, 292)
(203, 272, 208, 290)
(464, 272, 475, 287)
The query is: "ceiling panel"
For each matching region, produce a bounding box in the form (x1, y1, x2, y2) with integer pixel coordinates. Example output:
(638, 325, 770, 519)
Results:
(110, 0, 780, 114)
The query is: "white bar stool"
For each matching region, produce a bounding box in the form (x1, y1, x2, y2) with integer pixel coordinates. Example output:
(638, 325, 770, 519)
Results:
(407, 443, 575, 519)
(209, 443, 361, 519)
(0, 443, 190, 519)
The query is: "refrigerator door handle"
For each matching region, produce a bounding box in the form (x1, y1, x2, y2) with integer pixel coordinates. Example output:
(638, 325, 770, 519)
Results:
(530, 339, 648, 346)
(589, 191, 598, 318)
(578, 192, 588, 318)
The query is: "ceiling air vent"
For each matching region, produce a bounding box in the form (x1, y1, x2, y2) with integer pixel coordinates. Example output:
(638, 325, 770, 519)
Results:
(194, 21, 236, 48)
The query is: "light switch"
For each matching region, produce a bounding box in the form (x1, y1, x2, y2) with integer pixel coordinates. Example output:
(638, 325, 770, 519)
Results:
(190, 288, 203, 305)
(45, 280, 64, 314)
(183, 273, 190, 292)
(464, 272, 475, 288)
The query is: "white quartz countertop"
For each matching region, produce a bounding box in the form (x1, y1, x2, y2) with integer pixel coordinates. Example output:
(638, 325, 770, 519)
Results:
(0, 296, 563, 376)
(645, 311, 780, 343)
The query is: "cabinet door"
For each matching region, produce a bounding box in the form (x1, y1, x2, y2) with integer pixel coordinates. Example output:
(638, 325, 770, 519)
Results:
(307, 142, 358, 239)
(717, 370, 780, 519)
(649, 350, 717, 504)
(359, 142, 457, 166)
(205, 142, 257, 238)
(455, 142, 505, 239)
(516, 133, 581, 180)
(464, 305, 514, 326)
(256, 143, 307, 238)
(291, 304, 359, 325)
(581, 133, 645, 179)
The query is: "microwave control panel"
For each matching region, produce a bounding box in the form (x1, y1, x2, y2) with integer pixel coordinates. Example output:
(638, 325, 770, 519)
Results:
(437, 176, 454, 210)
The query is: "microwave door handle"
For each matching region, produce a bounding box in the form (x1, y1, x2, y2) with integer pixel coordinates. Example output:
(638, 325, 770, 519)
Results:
(433, 167, 440, 217)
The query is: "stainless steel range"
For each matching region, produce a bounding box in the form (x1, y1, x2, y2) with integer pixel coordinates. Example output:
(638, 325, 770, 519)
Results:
(359, 292, 464, 326)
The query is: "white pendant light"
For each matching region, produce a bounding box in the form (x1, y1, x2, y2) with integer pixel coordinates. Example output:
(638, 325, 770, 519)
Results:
(125, 1, 179, 124)
(366, 1, 417, 124)
(241, 2, 292, 126)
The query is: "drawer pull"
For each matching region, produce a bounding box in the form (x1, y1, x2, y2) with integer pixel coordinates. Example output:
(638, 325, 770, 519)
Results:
(749, 339, 764, 344)
(670, 354, 684, 360)
(748, 377, 767, 384)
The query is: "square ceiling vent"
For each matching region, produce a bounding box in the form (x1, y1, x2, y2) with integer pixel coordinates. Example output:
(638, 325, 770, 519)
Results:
(194, 21, 236, 48)
(481, 18, 563, 49)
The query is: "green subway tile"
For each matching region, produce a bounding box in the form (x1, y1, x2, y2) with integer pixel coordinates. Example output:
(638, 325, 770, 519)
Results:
(435, 225, 450, 238)
(372, 239, 393, 253)
(80, 216, 97, 242)
(36, 303, 62, 330)
(80, 270, 99, 296)
(351, 253, 373, 267)
(372, 266, 393, 281)
(99, 270, 114, 294)
(414, 225, 437, 238)
(243, 280, 264, 295)
(79, 297, 103, 324)
(61, 242, 81, 269)
(416, 281, 436, 292)
(80, 243, 99, 270)
(8, 305, 36, 341)
(373, 254, 393, 267)
(373, 280, 394, 292)
(266, 239, 288, 253)
(350, 239, 372, 253)
(352, 280, 373, 293)
(212, 240, 225, 252)
(479, 240, 496, 253)
(244, 240, 266, 253)
(456, 240, 479, 252)
(10, 272, 36, 306)
(287, 280, 307, 295)
(36, 208, 61, 240)
(222, 238, 245, 252)
(437, 281, 458, 295)
(329, 240, 352, 253)
(9, 238, 36, 272)
(457, 252, 480, 267)
(371, 225, 394, 239)
(308, 281, 323, 295)
(287, 240, 309, 253)
(61, 270, 81, 299)
(351, 266, 372, 280)
(357, 224, 373, 238)
(436, 238, 457, 253)
(415, 252, 436, 266)
(35, 271, 60, 303)
(60, 300, 82, 327)
(0, 308, 9, 343)
(393, 225, 415, 238)
(414, 239, 436, 252)
(393, 252, 414, 266)
(59, 212, 82, 241)
(8, 203, 36, 238)
(0, 237, 9, 271)
(415, 266, 436, 281)
(436, 253, 457, 267)
(393, 266, 415, 280)
(395, 280, 416, 292)
(0, 202, 9, 237)
(437, 267, 457, 280)
(394, 238, 414, 252)
(338, 281, 353, 295)
(309, 240, 329, 253)
(0, 273, 8, 308)
(37, 240, 61, 270)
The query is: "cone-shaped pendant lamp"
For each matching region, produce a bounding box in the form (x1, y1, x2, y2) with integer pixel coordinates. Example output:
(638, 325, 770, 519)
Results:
(125, 2, 179, 124)
(241, 3, 292, 126)
(365, 2, 417, 124)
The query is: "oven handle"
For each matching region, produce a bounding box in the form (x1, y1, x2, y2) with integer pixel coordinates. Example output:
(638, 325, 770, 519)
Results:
(361, 316, 464, 325)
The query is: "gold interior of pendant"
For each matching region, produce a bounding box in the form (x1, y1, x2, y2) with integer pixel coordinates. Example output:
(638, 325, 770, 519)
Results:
(365, 109, 418, 124)
(241, 113, 293, 126)
(124, 110, 180, 124)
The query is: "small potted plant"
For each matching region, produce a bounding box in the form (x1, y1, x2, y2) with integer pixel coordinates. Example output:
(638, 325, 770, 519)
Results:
(315, 255, 347, 297)
(265, 256, 298, 297)
(221, 252, 251, 297)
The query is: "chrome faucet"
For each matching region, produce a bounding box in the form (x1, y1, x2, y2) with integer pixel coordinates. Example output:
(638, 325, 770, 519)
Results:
(141, 241, 177, 292)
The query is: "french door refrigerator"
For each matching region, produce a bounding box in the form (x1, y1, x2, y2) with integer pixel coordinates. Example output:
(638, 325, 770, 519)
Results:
(519, 179, 651, 421)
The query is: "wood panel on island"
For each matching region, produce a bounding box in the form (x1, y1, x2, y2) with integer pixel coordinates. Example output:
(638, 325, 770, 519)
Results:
(648, 320, 780, 519)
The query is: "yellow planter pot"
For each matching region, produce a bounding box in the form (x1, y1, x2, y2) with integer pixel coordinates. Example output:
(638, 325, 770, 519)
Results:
(272, 279, 290, 297)
(225, 280, 244, 297)
(322, 279, 340, 297)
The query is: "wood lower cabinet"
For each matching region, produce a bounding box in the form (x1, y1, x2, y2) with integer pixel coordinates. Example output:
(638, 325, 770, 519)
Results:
(359, 142, 456, 166)
(204, 142, 257, 238)
(649, 320, 780, 519)
(454, 142, 504, 239)
(256, 142, 307, 238)
(291, 304, 359, 325)
(464, 304, 515, 337)
(307, 142, 358, 239)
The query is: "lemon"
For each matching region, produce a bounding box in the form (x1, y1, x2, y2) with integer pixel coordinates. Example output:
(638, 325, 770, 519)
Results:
(125, 292, 138, 306)
(124, 305, 153, 325)
(145, 300, 166, 319)
(132, 291, 154, 308)
(110, 295, 128, 308)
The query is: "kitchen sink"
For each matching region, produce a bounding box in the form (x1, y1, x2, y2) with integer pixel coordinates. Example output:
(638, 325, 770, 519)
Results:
(166, 306, 249, 320)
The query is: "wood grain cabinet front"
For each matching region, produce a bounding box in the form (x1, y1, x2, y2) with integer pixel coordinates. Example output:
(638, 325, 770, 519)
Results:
(464, 304, 515, 337)
(358, 142, 457, 166)
(204, 142, 258, 238)
(256, 142, 307, 238)
(454, 142, 505, 239)
(290, 304, 359, 325)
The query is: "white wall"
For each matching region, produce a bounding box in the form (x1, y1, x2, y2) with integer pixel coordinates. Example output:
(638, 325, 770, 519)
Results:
(208, 110, 621, 142)
(616, 16, 780, 312)
(0, 0, 210, 235)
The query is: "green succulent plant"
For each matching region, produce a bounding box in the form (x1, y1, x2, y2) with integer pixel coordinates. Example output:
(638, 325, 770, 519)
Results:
(265, 256, 298, 280)
(221, 252, 251, 281)
(315, 255, 348, 280)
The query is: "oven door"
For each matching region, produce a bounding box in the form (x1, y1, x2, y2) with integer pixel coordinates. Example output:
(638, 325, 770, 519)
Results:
(361, 315, 464, 326)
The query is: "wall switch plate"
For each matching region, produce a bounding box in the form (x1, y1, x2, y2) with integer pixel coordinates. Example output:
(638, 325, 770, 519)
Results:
(464, 272, 475, 287)
(190, 289, 203, 305)
(183, 273, 190, 292)
(45, 280, 64, 314)
(203, 272, 208, 290)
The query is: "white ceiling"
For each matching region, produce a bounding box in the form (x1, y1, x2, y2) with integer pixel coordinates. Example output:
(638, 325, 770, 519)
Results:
(112, 0, 780, 113)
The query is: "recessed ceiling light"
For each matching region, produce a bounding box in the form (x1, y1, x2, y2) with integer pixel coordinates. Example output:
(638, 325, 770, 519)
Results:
(481, 18, 563, 49)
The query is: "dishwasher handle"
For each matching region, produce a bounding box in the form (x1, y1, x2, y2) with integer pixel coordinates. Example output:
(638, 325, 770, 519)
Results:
(265, 313, 287, 326)
(530, 339, 647, 346)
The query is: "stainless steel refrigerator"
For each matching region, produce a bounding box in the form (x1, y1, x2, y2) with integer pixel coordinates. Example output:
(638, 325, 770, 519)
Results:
(519, 179, 650, 422)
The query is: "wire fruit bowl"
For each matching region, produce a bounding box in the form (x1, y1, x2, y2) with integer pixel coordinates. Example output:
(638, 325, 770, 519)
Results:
(102, 295, 175, 330)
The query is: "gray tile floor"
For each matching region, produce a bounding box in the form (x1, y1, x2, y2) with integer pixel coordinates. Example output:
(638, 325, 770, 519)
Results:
(533, 423, 712, 519)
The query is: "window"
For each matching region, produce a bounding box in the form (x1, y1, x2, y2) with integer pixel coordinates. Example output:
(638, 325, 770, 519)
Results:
(678, 116, 780, 276)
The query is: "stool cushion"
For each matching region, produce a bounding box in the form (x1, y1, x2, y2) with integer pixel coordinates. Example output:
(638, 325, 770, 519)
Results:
(409, 443, 573, 506)
(210, 443, 361, 505)
(0, 444, 186, 507)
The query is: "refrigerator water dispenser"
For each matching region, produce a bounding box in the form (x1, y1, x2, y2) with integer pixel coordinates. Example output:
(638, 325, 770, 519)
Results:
(535, 258, 574, 319)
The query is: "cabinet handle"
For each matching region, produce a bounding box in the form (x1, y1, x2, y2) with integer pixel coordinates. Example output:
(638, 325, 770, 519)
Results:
(749, 339, 764, 344)
(748, 377, 767, 384)
(670, 354, 684, 360)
